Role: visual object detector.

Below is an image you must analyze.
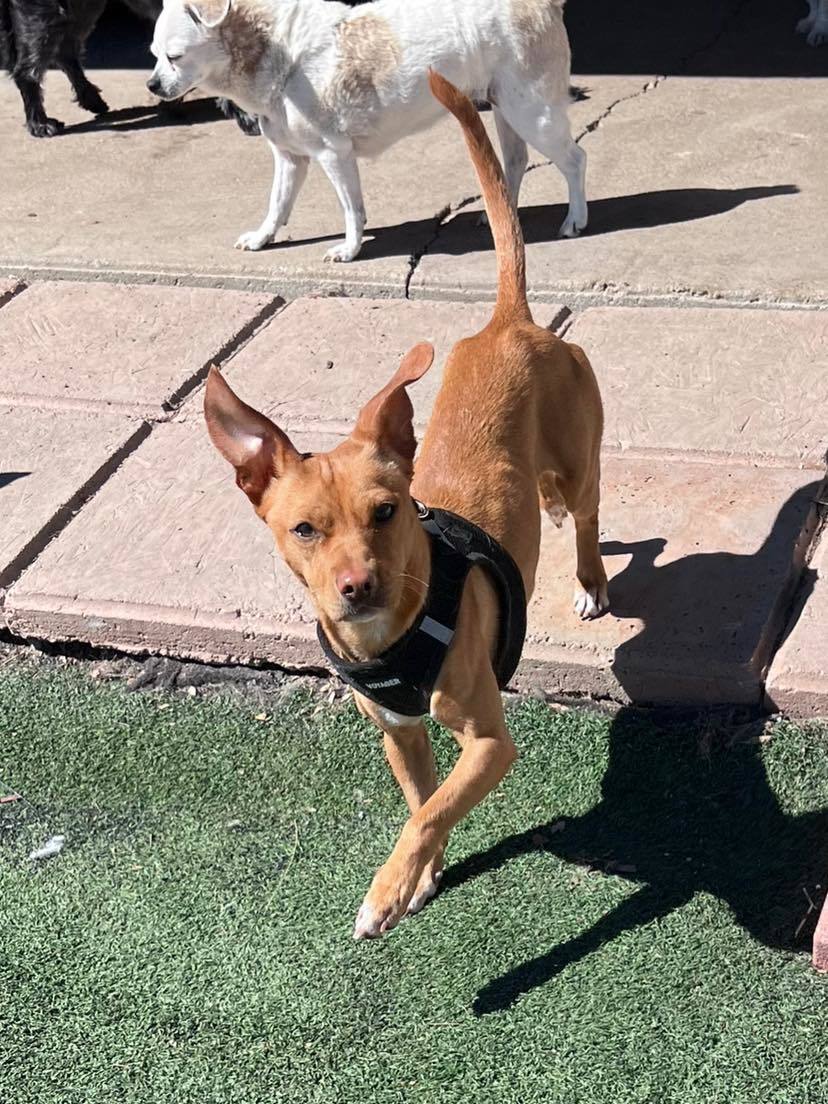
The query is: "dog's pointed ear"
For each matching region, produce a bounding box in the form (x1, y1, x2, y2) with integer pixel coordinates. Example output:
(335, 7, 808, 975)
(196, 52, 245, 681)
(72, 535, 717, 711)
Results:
(204, 365, 298, 506)
(352, 342, 434, 467)
(185, 0, 230, 29)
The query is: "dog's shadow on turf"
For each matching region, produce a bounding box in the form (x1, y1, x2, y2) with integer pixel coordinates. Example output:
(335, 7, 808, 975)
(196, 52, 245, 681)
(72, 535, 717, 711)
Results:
(442, 478, 828, 1015)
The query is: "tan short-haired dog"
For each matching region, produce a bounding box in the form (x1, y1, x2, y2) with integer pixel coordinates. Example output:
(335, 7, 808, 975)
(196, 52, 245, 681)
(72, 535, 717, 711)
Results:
(205, 72, 607, 939)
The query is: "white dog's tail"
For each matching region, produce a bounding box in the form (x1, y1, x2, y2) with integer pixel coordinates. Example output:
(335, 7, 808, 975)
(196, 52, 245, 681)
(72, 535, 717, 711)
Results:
(428, 70, 529, 323)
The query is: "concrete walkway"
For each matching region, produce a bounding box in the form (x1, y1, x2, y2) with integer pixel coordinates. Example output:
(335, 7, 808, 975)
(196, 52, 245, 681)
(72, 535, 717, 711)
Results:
(0, 54, 826, 714)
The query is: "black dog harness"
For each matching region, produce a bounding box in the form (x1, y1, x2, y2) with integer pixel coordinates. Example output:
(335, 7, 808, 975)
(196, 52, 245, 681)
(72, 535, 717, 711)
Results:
(316, 502, 527, 716)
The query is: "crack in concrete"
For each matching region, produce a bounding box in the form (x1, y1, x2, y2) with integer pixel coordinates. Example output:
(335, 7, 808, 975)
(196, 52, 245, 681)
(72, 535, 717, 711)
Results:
(403, 0, 765, 301)
(403, 74, 666, 299)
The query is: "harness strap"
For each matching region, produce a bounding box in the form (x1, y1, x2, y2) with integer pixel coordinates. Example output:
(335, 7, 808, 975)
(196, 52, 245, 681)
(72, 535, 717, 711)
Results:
(316, 503, 527, 716)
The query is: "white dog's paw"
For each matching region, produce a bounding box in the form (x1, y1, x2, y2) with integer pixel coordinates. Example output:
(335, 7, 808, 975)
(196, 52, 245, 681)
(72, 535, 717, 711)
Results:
(234, 230, 272, 252)
(406, 868, 443, 916)
(808, 25, 827, 44)
(558, 212, 588, 239)
(573, 583, 609, 620)
(324, 241, 360, 263)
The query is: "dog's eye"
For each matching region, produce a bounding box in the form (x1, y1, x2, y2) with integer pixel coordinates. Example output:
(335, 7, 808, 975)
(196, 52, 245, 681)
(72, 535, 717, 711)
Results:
(291, 522, 316, 540)
(374, 502, 396, 525)
(167, 53, 183, 63)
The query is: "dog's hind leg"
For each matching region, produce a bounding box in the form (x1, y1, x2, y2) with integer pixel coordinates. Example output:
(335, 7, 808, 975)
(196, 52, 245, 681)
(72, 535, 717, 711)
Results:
(474, 109, 529, 229)
(235, 144, 309, 252)
(493, 109, 529, 209)
(57, 38, 108, 115)
(502, 96, 587, 238)
(316, 147, 367, 262)
(552, 466, 608, 620)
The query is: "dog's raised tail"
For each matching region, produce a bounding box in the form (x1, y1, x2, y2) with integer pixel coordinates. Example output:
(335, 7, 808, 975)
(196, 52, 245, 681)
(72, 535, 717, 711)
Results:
(428, 70, 529, 323)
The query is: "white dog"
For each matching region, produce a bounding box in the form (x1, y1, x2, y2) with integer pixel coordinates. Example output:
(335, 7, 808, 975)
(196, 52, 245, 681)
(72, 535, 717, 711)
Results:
(147, 0, 586, 261)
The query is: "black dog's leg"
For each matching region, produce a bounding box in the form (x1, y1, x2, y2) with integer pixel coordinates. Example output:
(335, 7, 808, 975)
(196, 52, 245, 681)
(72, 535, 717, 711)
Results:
(57, 37, 107, 114)
(13, 63, 62, 137)
(215, 96, 260, 136)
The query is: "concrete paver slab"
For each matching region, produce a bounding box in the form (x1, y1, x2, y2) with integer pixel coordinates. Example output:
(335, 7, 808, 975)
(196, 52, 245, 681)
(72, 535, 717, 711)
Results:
(0, 282, 280, 418)
(564, 306, 828, 468)
(4, 420, 328, 664)
(6, 426, 817, 704)
(411, 78, 827, 307)
(0, 71, 647, 299)
(521, 459, 819, 704)
(194, 297, 566, 434)
(0, 405, 146, 588)
(765, 511, 828, 717)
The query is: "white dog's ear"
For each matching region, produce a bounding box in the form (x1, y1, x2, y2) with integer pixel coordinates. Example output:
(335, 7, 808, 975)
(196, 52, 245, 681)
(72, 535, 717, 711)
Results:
(185, 0, 231, 29)
(204, 365, 298, 507)
(352, 342, 434, 466)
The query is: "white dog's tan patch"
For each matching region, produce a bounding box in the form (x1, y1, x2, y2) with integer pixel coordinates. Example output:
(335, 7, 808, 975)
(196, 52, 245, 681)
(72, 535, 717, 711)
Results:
(510, 0, 569, 98)
(325, 14, 401, 107)
(219, 0, 275, 76)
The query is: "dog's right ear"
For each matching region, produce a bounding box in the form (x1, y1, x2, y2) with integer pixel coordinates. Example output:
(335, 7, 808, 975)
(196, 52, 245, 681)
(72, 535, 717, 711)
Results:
(204, 366, 298, 507)
(185, 0, 230, 29)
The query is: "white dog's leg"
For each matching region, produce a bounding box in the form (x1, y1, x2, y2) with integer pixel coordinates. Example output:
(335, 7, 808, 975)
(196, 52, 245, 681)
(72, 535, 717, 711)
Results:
(473, 109, 530, 229)
(493, 109, 529, 208)
(235, 144, 309, 252)
(316, 147, 366, 262)
(505, 99, 587, 238)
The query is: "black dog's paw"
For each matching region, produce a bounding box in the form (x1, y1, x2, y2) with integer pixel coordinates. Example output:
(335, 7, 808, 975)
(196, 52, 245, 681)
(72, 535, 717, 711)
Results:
(78, 87, 109, 115)
(215, 97, 261, 136)
(28, 117, 64, 137)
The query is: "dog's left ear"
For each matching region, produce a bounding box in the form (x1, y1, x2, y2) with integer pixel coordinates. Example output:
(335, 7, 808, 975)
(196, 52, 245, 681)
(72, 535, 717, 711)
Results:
(185, 0, 230, 29)
(353, 342, 434, 467)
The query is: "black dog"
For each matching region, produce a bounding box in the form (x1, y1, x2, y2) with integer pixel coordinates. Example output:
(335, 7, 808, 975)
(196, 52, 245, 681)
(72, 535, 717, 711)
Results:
(0, 0, 110, 135)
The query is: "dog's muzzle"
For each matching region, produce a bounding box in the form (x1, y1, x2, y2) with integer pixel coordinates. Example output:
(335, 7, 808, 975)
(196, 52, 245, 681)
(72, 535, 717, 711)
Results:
(146, 73, 163, 96)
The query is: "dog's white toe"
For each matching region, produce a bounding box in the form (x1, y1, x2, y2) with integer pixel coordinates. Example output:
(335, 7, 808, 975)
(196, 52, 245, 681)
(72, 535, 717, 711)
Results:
(573, 584, 609, 620)
(235, 231, 270, 252)
(324, 242, 360, 263)
(353, 900, 396, 940)
(406, 869, 443, 916)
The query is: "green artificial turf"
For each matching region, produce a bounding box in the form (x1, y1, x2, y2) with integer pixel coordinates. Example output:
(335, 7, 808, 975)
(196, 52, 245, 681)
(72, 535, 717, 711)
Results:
(2, 663, 828, 1103)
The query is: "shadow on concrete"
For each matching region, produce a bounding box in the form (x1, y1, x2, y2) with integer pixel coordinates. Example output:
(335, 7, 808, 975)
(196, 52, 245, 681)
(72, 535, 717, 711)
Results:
(85, 0, 827, 78)
(438, 480, 828, 1015)
(60, 97, 225, 135)
(0, 472, 30, 490)
(257, 184, 799, 260)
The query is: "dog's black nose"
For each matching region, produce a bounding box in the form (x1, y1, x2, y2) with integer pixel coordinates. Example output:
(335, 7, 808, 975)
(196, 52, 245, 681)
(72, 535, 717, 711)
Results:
(146, 75, 162, 96)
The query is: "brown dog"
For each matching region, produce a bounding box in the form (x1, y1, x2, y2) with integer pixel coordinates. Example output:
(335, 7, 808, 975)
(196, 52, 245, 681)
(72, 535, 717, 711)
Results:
(204, 71, 607, 939)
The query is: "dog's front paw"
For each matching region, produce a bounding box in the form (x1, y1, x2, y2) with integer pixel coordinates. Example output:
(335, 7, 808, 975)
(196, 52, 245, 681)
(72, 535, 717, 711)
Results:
(353, 861, 422, 940)
(324, 241, 360, 263)
(573, 583, 609, 620)
(235, 230, 271, 252)
(28, 117, 64, 138)
(78, 87, 109, 115)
